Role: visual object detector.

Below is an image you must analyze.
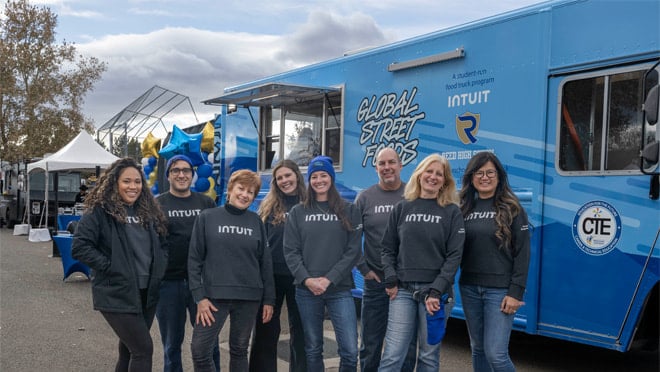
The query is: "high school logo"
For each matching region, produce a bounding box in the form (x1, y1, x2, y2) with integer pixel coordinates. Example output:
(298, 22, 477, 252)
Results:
(456, 112, 480, 144)
(572, 200, 621, 256)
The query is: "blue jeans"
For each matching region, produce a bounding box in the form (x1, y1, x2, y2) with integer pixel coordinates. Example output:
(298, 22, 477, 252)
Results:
(191, 299, 260, 372)
(378, 283, 452, 372)
(156, 279, 220, 372)
(459, 285, 516, 372)
(360, 278, 417, 372)
(295, 287, 358, 372)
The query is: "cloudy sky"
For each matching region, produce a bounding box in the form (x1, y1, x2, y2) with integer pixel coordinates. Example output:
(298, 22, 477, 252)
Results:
(22, 0, 544, 133)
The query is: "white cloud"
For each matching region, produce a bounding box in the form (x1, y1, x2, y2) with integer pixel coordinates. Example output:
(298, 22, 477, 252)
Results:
(78, 9, 392, 128)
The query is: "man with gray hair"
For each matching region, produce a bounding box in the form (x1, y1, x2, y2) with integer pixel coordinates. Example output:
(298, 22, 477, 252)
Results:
(355, 147, 416, 371)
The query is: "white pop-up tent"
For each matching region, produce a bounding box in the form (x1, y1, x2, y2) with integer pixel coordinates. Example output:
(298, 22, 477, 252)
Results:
(26, 131, 119, 231)
(27, 131, 119, 173)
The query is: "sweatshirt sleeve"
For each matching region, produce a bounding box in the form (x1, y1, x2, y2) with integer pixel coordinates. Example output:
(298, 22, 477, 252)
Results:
(381, 202, 401, 284)
(72, 208, 111, 272)
(325, 203, 362, 285)
(258, 219, 276, 305)
(430, 205, 465, 295)
(188, 211, 207, 303)
(283, 206, 310, 285)
(354, 192, 370, 276)
(508, 208, 531, 300)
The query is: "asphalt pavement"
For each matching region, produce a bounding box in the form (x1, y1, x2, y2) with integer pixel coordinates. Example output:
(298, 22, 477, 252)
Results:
(1, 227, 658, 371)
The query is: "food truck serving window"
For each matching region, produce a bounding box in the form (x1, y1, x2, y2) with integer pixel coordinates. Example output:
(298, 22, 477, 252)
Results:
(260, 92, 341, 170)
(204, 83, 343, 171)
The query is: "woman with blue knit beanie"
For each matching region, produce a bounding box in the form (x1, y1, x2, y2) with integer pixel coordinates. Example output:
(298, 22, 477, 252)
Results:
(284, 155, 362, 371)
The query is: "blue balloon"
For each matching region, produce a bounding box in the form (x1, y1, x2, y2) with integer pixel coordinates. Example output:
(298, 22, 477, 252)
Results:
(195, 177, 210, 192)
(158, 125, 205, 166)
(151, 184, 159, 195)
(197, 163, 213, 178)
(144, 164, 153, 175)
(148, 156, 157, 167)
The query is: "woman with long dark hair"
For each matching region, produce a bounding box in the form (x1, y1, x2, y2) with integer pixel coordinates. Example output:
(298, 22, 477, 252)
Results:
(73, 157, 168, 372)
(249, 159, 308, 372)
(284, 155, 362, 371)
(459, 151, 530, 372)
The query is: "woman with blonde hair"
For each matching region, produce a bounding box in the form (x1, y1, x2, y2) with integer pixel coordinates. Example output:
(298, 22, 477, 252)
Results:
(249, 159, 308, 372)
(72, 157, 168, 372)
(379, 153, 465, 372)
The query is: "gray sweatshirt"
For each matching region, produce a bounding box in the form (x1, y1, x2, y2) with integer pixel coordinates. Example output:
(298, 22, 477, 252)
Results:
(283, 201, 362, 293)
(459, 197, 530, 300)
(188, 205, 275, 305)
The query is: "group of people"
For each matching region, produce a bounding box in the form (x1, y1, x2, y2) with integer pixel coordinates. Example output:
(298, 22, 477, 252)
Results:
(357, 149, 530, 372)
(71, 147, 530, 372)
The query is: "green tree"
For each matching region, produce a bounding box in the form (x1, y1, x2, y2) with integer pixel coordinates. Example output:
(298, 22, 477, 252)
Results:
(111, 134, 143, 161)
(0, 0, 106, 163)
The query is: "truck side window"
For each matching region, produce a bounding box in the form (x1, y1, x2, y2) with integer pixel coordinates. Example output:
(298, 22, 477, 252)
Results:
(260, 90, 342, 171)
(558, 68, 654, 173)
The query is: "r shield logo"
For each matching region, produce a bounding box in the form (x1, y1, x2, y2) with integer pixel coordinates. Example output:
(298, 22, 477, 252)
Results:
(572, 200, 622, 256)
(456, 112, 480, 144)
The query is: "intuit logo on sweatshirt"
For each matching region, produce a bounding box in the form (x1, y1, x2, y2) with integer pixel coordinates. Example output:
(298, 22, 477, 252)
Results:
(464, 211, 496, 221)
(217, 225, 254, 236)
(404, 213, 442, 223)
(374, 204, 395, 214)
(126, 216, 141, 224)
(305, 213, 339, 222)
(168, 209, 203, 218)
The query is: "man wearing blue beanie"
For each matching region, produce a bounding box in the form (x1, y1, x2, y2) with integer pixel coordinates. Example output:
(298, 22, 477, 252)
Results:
(307, 155, 335, 182)
(156, 154, 220, 372)
(165, 154, 194, 178)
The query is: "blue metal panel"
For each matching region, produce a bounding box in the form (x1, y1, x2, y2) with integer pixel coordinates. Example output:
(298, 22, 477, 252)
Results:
(209, 0, 660, 351)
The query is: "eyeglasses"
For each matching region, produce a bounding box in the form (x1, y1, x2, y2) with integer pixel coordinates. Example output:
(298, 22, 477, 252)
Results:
(474, 169, 497, 178)
(170, 168, 193, 176)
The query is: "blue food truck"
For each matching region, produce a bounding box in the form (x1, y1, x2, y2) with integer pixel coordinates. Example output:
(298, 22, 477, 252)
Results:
(201, 0, 659, 351)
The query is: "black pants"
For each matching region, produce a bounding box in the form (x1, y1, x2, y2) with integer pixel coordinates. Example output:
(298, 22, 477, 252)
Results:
(101, 289, 157, 372)
(191, 299, 260, 372)
(249, 274, 307, 372)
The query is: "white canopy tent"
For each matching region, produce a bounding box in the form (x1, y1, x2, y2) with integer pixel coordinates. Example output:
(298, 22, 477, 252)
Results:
(28, 131, 119, 173)
(27, 131, 119, 229)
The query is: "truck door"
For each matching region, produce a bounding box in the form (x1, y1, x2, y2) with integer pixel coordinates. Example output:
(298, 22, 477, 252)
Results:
(540, 63, 660, 350)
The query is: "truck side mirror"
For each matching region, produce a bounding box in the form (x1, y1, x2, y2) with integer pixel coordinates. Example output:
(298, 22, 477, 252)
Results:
(643, 85, 658, 125)
(642, 140, 659, 165)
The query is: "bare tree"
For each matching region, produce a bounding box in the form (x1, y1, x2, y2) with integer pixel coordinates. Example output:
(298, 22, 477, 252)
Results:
(0, 0, 106, 163)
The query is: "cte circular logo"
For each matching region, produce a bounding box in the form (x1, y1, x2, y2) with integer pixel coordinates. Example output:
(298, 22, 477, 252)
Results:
(572, 200, 621, 256)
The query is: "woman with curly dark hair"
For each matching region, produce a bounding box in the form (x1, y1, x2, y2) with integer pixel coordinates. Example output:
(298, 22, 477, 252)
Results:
(73, 157, 168, 372)
(459, 151, 531, 372)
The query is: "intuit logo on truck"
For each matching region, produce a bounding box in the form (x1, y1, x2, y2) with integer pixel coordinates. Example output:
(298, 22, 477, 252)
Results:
(446, 68, 494, 145)
(357, 87, 426, 167)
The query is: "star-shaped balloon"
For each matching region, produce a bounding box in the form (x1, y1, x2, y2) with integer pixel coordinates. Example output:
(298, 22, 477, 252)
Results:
(201, 121, 215, 153)
(141, 132, 161, 158)
(158, 125, 205, 165)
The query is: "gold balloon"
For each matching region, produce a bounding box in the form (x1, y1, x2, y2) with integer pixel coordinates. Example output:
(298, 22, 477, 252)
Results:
(204, 188, 217, 201)
(148, 168, 158, 186)
(201, 121, 215, 153)
(141, 132, 162, 158)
